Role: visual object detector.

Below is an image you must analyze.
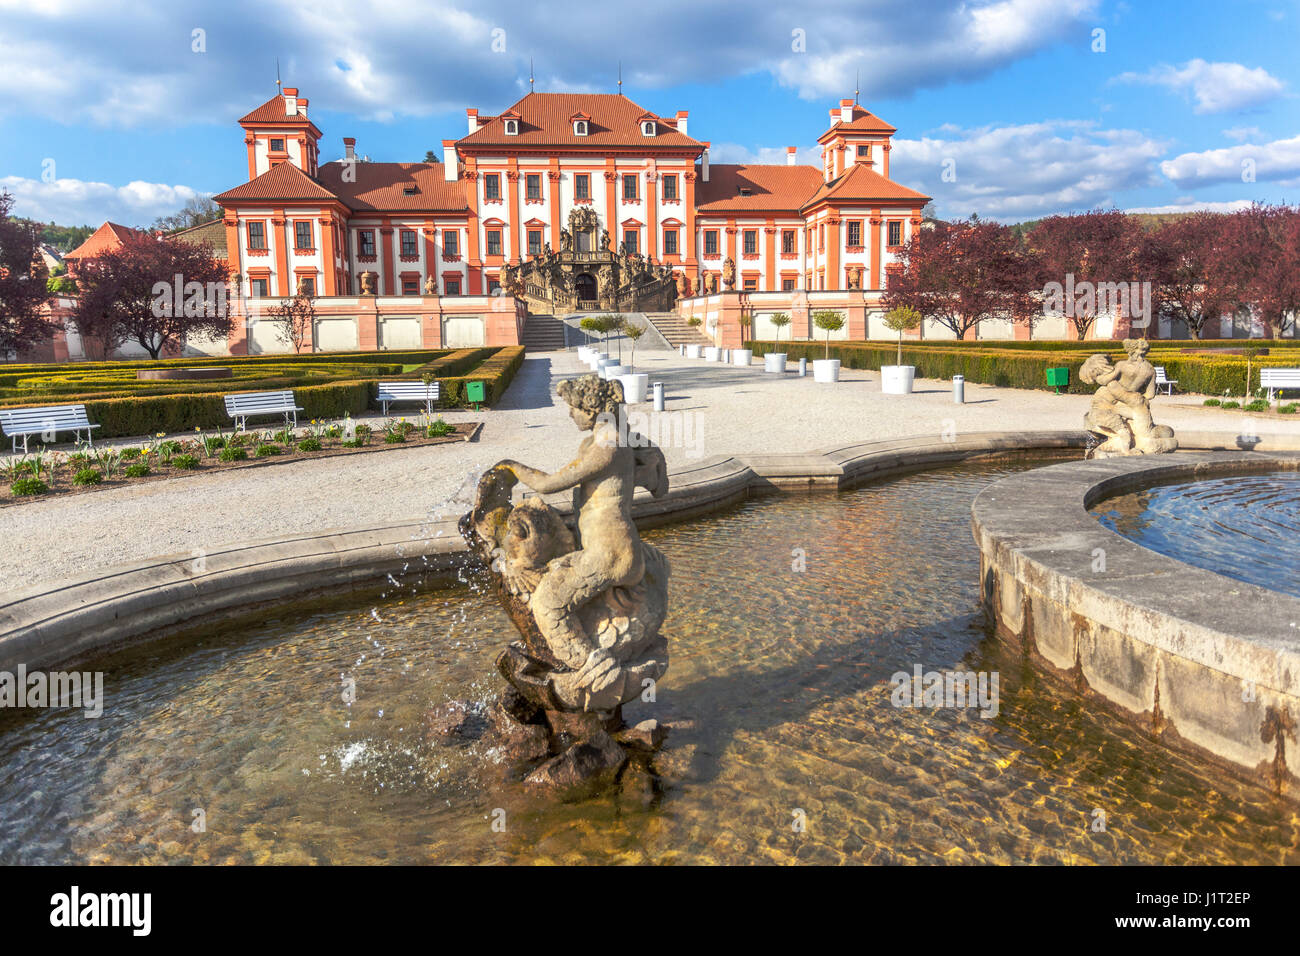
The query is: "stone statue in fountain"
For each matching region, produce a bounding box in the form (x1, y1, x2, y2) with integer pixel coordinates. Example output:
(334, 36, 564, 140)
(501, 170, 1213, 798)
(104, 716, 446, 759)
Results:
(457, 373, 672, 798)
(1079, 338, 1178, 458)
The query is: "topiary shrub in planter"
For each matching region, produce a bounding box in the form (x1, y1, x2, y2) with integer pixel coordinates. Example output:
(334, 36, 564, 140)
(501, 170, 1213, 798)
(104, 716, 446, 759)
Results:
(10, 477, 49, 496)
(881, 306, 922, 395)
(73, 468, 103, 486)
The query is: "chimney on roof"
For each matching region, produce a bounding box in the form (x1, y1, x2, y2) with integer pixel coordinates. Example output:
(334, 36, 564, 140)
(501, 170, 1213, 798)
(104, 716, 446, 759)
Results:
(467, 108, 479, 134)
(442, 140, 457, 182)
(675, 110, 688, 138)
(284, 87, 299, 116)
(786, 146, 797, 166)
(297, 97, 308, 117)
(701, 147, 709, 183)
(343, 137, 356, 161)
(839, 98, 854, 124)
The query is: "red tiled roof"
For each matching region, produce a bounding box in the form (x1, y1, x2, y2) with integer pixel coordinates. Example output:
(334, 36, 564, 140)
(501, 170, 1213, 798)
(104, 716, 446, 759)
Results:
(65, 221, 144, 260)
(696, 164, 824, 213)
(213, 162, 340, 203)
(459, 92, 702, 150)
(318, 161, 469, 212)
(820, 105, 897, 139)
(801, 163, 929, 209)
(166, 218, 229, 259)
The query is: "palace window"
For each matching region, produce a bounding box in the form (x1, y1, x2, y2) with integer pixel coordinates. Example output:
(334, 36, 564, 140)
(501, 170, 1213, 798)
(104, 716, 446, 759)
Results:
(400, 229, 418, 258)
(294, 221, 313, 250)
(525, 173, 541, 200)
(856, 144, 869, 159)
(663, 230, 678, 256)
(528, 229, 543, 257)
(888, 221, 903, 247)
(486, 229, 503, 257)
(782, 278, 796, 292)
(444, 276, 461, 295)
(246, 221, 266, 250)
(846, 221, 861, 247)
(575, 173, 590, 200)
(704, 230, 719, 256)
(742, 230, 757, 255)
(819, 225, 825, 250)
(782, 230, 796, 254)
(623, 229, 638, 254)
(484, 174, 501, 200)
(250, 278, 268, 297)
(298, 276, 315, 296)
(662, 175, 678, 200)
(487, 276, 501, 294)
(573, 120, 588, 136)
(442, 230, 459, 257)
(269, 138, 285, 153)
(358, 230, 375, 257)
(622, 174, 638, 201)
(504, 119, 519, 135)
(743, 278, 757, 291)
(402, 277, 419, 295)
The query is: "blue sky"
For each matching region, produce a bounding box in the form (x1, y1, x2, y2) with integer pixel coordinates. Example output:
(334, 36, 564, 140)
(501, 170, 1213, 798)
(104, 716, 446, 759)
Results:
(0, 0, 1296, 227)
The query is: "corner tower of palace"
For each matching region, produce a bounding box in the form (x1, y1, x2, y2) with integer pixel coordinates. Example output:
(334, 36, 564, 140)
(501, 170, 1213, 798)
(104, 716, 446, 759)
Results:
(214, 89, 929, 312)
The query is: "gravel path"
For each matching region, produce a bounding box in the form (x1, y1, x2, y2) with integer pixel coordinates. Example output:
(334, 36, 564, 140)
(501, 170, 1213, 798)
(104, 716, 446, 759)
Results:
(5, 349, 1298, 589)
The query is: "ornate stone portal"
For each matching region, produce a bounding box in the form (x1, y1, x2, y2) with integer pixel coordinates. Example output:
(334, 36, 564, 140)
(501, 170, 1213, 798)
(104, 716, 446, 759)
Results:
(501, 209, 679, 315)
(457, 374, 672, 798)
(1080, 338, 1178, 458)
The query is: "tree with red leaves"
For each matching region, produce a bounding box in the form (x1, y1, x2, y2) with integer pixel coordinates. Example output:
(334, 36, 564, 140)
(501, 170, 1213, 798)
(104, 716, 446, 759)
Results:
(1139, 212, 1245, 340)
(0, 191, 54, 357)
(1027, 210, 1142, 340)
(1221, 204, 1300, 337)
(71, 233, 232, 358)
(883, 216, 1037, 340)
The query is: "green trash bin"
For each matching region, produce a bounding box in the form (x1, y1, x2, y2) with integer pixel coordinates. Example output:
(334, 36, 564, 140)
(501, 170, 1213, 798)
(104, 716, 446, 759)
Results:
(465, 380, 486, 410)
(1046, 367, 1069, 394)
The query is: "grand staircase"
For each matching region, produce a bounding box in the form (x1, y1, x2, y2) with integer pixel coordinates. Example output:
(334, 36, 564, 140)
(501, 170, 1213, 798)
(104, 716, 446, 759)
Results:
(520, 313, 568, 351)
(643, 311, 712, 348)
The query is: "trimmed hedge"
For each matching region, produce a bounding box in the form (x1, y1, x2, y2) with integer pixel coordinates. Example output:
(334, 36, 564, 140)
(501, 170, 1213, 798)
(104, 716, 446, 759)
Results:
(435, 346, 526, 406)
(746, 339, 1300, 396)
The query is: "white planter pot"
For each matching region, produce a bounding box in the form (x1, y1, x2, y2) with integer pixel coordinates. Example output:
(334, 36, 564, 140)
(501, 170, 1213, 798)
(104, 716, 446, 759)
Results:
(684, 344, 702, 359)
(881, 365, 916, 395)
(731, 349, 753, 367)
(589, 352, 610, 370)
(577, 346, 593, 363)
(763, 352, 787, 373)
(812, 359, 841, 383)
(703, 347, 720, 361)
(601, 364, 628, 381)
(617, 372, 649, 403)
(712, 349, 729, 363)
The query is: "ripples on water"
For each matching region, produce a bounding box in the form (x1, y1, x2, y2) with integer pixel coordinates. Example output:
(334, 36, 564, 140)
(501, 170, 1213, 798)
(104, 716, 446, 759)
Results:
(1092, 469, 1300, 599)
(1, 457, 1297, 865)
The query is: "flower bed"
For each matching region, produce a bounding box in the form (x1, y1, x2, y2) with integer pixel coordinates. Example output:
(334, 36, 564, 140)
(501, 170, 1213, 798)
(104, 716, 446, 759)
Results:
(0, 417, 481, 507)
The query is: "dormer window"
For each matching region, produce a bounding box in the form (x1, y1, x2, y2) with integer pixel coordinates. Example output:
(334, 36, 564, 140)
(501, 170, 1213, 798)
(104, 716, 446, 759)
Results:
(574, 120, 588, 136)
(504, 119, 519, 135)
(641, 120, 655, 136)
(403, 185, 419, 196)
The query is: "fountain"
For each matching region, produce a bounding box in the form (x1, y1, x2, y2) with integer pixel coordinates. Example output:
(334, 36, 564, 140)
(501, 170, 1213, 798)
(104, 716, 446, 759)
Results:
(456, 373, 672, 798)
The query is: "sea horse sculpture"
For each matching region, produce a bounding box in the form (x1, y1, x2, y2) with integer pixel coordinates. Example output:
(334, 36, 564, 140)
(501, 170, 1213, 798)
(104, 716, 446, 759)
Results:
(459, 374, 671, 795)
(1079, 338, 1178, 458)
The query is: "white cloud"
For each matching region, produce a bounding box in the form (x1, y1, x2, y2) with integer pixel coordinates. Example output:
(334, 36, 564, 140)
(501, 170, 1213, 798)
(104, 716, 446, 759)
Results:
(0, 175, 203, 226)
(889, 120, 1166, 220)
(1160, 135, 1300, 187)
(1123, 200, 1255, 215)
(1115, 59, 1285, 114)
(1223, 126, 1264, 142)
(0, 0, 1099, 127)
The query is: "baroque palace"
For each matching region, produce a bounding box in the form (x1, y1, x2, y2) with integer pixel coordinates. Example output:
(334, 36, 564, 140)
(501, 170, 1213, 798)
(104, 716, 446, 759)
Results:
(212, 86, 930, 315)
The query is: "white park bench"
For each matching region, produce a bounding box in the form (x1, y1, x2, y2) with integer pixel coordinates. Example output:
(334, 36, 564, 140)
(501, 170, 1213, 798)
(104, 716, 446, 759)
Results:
(376, 380, 441, 416)
(223, 390, 304, 431)
(1260, 368, 1300, 402)
(0, 403, 99, 454)
(1153, 366, 1178, 395)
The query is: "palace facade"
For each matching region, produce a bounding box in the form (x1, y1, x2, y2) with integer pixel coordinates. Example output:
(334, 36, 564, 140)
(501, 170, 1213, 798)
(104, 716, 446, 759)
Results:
(212, 87, 930, 314)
